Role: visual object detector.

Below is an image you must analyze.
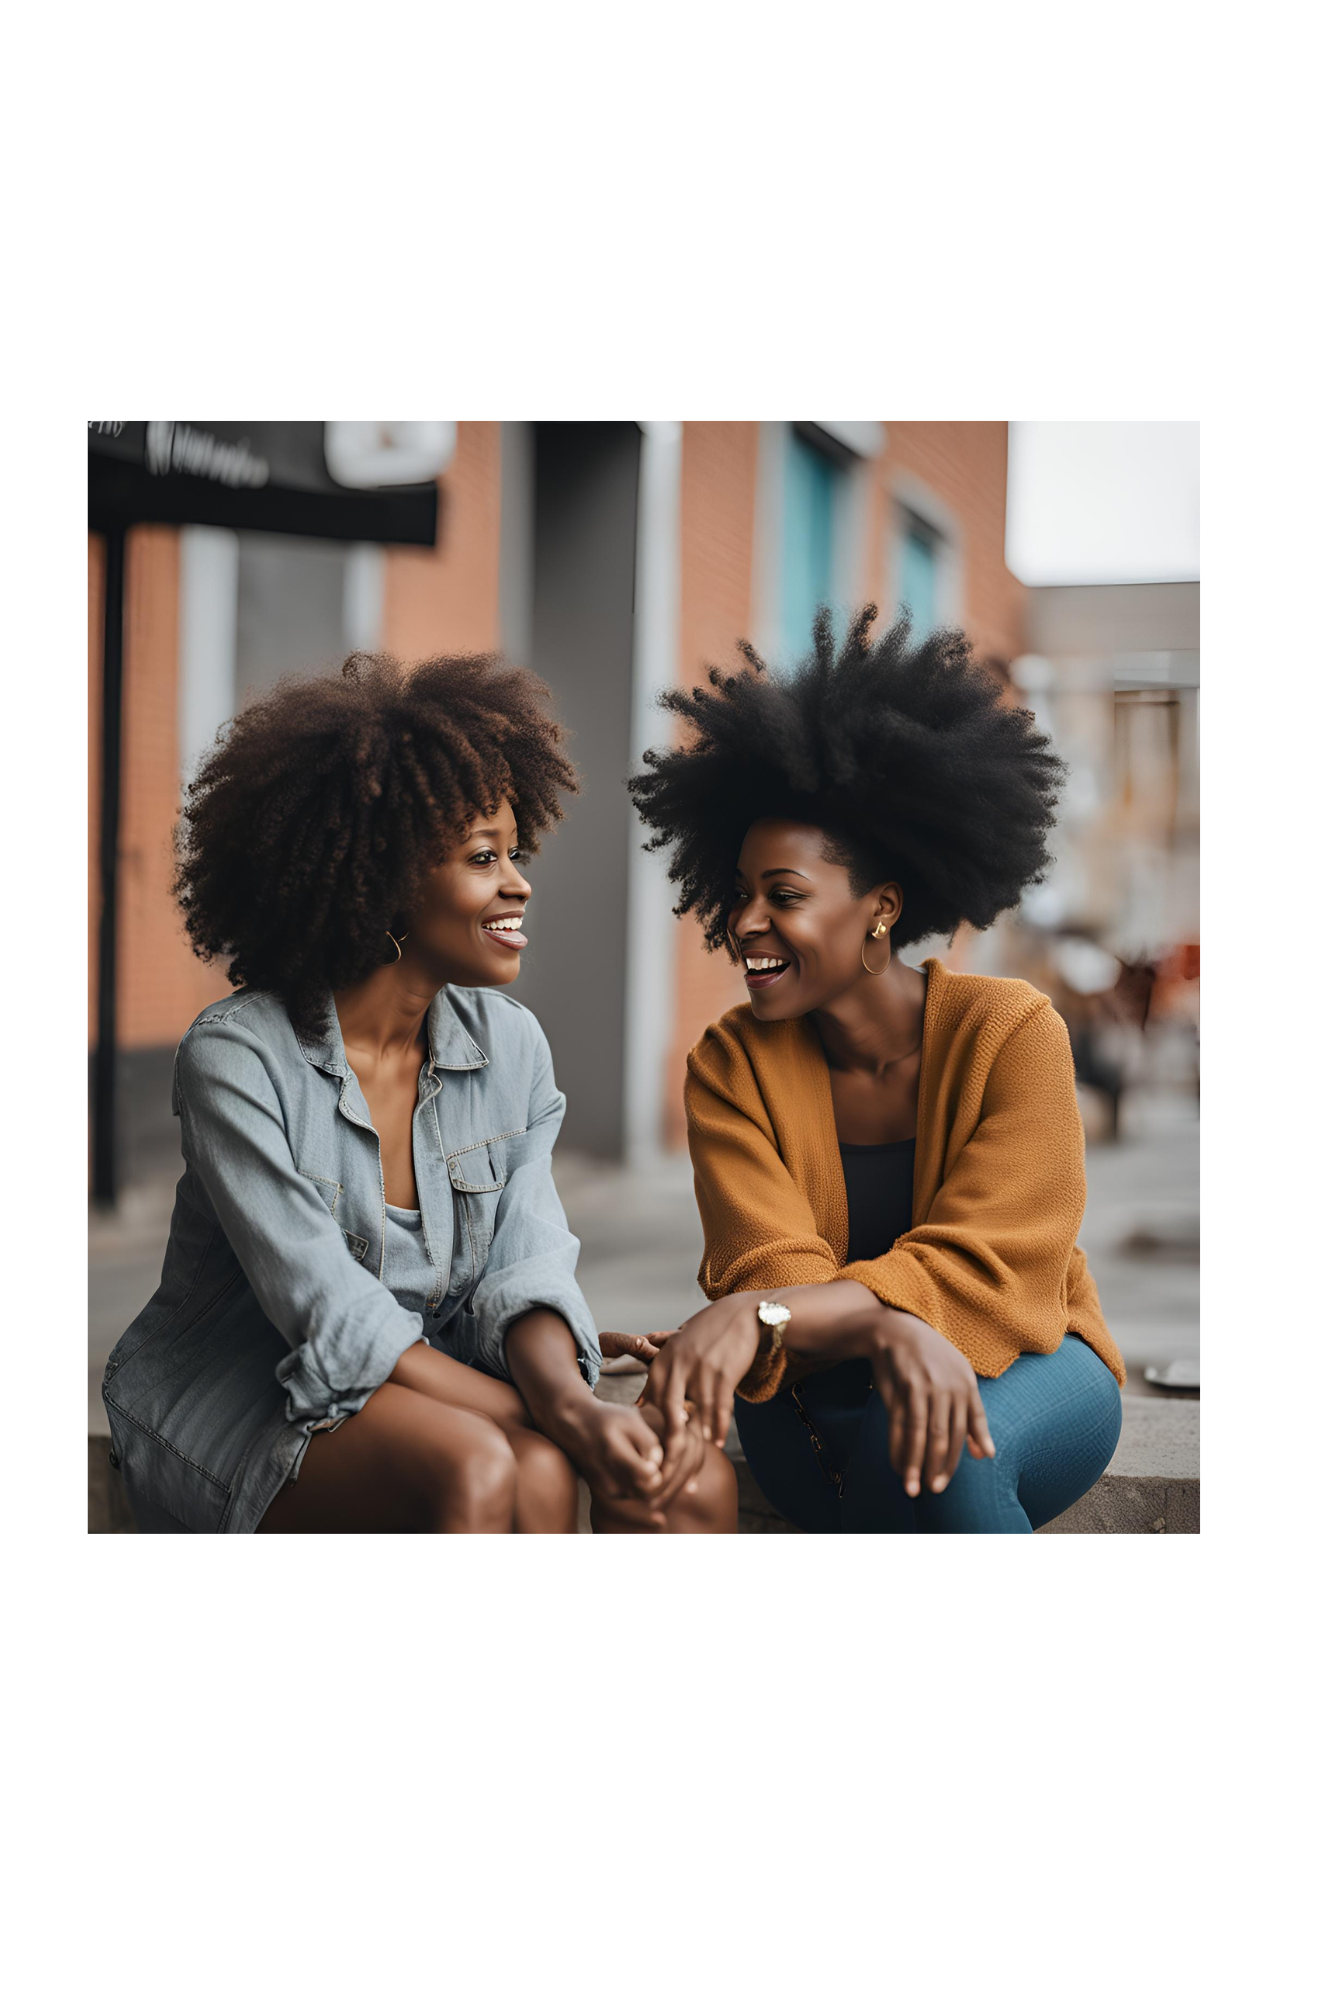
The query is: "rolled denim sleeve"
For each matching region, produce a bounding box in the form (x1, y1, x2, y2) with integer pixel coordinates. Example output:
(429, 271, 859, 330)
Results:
(175, 1020, 426, 1429)
(464, 1026, 601, 1390)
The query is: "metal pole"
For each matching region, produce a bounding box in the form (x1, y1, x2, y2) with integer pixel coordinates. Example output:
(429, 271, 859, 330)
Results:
(93, 524, 125, 1207)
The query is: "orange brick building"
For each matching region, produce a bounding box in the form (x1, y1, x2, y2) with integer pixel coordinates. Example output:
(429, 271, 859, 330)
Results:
(89, 421, 1026, 1179)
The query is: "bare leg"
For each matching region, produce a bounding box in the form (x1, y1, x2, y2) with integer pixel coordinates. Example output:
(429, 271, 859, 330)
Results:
(259, 1382, 518, 1533)
(508, 1429, 580, 1534)
(591, 1438, 737, 1534)
(390, 1344, 579, 1534)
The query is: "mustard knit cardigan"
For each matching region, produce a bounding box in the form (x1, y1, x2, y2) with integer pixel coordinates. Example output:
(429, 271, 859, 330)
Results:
(684, 956, 1125, 1402)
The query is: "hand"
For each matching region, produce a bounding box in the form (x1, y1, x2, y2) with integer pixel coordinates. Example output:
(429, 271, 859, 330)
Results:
(598, 1328, 670, 1369)
(640, 1294, 762, 1490)
(867, 1310, 996, 1498)
(634, 1399, 708, 1511)
(554, 1397, 676, 1525)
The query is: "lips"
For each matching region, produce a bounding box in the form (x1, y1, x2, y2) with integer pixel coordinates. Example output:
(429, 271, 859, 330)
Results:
(741, 946, 793, 991)
(481, 913, 527, 952)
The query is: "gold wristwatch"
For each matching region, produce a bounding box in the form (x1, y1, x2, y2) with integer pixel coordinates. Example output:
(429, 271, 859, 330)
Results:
(757, 1299, 792, 1359)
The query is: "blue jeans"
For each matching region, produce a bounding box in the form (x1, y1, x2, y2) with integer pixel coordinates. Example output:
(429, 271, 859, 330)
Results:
(734, 1333, 1122, 1534)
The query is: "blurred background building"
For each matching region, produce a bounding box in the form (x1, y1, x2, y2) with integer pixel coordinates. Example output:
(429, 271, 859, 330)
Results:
(88, 420, 1200, 1449)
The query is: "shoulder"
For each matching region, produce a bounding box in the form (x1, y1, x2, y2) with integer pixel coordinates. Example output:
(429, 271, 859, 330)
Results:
(927, 959, 1055, 1034)
(177, 990, 297, 1070)
(924, 959, 1069, 1067)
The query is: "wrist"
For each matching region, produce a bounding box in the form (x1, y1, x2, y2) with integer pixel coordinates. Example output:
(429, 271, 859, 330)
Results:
(862, 1303, 924, 1360)
(536, 1384, 601, 1453)
(765, 1281, 889, 1364)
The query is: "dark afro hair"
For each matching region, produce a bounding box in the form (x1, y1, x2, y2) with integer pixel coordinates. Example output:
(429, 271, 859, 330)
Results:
(175, 649, 578, 1031)
(627, 604, 1065, 953)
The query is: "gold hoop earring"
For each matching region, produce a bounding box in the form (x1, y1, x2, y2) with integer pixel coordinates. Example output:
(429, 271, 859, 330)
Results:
(385, 930, 408, 963)
(861, 921, 890, 977)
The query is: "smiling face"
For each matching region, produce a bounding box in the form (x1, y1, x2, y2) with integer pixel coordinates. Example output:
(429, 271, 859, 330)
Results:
(727, 818, 902, 1020)
(404, 799, 533, 989)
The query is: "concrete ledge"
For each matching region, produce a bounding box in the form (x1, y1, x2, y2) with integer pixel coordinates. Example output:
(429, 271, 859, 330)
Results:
(87, 1396, 1198, 1534)
(1035, 1396, 1199, 1534)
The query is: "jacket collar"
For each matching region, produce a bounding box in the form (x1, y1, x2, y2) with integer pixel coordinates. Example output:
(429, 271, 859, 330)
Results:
(297, 987, 490, 1078)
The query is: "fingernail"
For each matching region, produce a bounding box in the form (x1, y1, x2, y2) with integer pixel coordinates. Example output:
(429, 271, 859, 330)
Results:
(932, 1476, 947, 1492)
(686, 1480, 698, 1494)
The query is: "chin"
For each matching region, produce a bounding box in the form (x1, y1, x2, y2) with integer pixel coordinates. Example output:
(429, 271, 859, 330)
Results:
(746, 986, 804, 1020)
(448, 958, 524, 991)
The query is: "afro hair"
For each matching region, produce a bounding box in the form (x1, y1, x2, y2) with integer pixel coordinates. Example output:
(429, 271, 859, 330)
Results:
(174, 649, 578, 1032)
(627, 604, 1065, 953)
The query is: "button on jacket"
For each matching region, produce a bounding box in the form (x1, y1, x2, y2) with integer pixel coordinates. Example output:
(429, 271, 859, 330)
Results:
(101, 985, 601, 1533)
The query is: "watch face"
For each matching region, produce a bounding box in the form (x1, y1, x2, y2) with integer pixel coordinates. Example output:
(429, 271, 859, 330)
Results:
(757, 1303, 789, 1328)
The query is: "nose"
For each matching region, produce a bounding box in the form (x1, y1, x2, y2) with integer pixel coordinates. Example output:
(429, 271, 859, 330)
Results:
(502, 857, 532, 900)
(732, 893, 770, 940)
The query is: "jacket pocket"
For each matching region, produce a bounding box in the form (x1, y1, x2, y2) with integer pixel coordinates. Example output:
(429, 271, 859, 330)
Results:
(301, 1170, 368, 1264)
(105, 1397, 232, 1533)
(299, 1169, 343, 1214)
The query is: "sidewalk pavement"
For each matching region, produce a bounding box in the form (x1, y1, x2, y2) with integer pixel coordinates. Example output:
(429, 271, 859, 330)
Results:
(88, 1090, 1198, 1436)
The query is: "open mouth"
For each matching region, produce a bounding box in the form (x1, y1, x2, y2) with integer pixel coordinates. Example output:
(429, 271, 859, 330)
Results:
(481, 914, 527, 952)
(743, 952, 792, 990)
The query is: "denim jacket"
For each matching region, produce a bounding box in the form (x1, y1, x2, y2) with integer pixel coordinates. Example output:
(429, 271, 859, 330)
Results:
(101, 985, 601, 1533)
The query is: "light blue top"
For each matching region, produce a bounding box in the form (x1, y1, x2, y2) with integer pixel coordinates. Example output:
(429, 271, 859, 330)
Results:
(382, 1203, 434, 1322)
(102, 984, 601, 1533)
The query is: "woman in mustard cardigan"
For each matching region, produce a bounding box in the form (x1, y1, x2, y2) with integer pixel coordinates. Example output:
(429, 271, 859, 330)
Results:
(627, 606, 1125, 1533)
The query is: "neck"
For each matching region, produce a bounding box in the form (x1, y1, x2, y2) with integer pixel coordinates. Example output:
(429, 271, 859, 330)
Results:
(333, 962, 437, 1063)
(811, 957, 927, 1075)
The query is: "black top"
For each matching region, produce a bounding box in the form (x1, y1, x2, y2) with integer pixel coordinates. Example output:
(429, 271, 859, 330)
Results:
(839, 1139, 916, 1264)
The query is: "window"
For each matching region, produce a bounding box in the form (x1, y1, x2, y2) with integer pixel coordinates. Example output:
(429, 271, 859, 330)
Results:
(780, 427, 842, 661)
(898, 510, 941, 634)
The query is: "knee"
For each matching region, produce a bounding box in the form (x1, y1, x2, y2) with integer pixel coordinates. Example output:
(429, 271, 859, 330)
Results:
(669, 1445, 738, 1533)
(435, 1426, 518, 1533)
(515, 1433, 580, 1527)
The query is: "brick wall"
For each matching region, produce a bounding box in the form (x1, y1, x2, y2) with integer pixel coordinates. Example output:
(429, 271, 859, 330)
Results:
(874, 421, 1025, 663)
(382, 421, 502, 660)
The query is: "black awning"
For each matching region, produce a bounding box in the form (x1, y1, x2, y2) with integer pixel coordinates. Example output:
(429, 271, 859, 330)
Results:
(88, 422, 438, 545)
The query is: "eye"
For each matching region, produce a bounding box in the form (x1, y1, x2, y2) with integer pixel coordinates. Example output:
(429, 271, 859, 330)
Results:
(470, 848, 498, 866)
(770, 888, 802, 906)
(510, 848, 529, 865)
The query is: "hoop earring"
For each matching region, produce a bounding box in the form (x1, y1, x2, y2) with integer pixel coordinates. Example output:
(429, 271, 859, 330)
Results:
(385, 930, 408, 963)
(861, 920, 890, 977)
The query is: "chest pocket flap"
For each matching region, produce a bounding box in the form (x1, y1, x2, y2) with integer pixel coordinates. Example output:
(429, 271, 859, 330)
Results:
(300, 1169, 368, 1262)
(445, 1132, 519, 1194)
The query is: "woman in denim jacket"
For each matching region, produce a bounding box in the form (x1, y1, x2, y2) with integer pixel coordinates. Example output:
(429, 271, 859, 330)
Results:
(102, 651, 736, 1535)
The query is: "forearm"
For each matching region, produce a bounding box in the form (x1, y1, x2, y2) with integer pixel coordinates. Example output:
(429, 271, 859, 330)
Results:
(504, 1308, 595, 1445)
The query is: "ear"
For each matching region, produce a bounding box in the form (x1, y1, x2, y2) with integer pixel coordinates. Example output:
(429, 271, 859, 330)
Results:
(873, 882, 904, 933)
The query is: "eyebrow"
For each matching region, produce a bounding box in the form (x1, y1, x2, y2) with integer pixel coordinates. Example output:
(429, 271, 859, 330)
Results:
(469, 828, 509, 841)
(761, 868, 810, 881)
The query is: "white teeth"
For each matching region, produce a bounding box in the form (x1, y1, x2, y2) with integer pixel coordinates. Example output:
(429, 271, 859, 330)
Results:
(483, 917, 523, 931)
(745, 956, 787, 972)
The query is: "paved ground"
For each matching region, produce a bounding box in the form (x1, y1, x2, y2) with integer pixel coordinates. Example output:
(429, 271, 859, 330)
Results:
(89, 1088, 1198, 1434)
